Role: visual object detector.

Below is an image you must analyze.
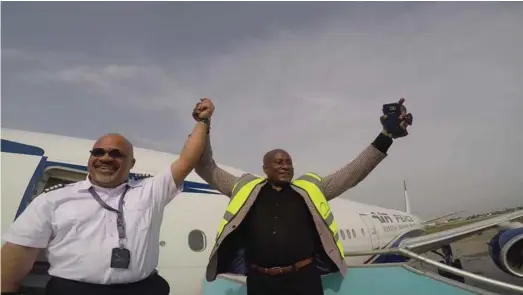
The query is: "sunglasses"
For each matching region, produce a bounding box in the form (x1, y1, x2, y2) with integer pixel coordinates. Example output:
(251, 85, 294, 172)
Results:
(90, 148, 126, 158)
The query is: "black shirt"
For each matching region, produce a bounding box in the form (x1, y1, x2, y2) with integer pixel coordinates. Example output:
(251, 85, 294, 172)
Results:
(239, 183, 321, 268)
(235, 132, 393, 268)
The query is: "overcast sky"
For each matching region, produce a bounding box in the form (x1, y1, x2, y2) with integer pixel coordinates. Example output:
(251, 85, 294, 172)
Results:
(2, 2, 522, 218)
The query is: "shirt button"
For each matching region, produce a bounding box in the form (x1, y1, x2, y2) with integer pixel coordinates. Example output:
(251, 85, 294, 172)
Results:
(275, 203, 279, 207)
(272, 231, 276, 235)
(274, 216, 278, 220)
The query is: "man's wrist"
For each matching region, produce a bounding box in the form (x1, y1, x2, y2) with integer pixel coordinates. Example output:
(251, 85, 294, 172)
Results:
(196, 117, 210, 124)
(195, 118, 211, 133)
(372, 132, 393, 154)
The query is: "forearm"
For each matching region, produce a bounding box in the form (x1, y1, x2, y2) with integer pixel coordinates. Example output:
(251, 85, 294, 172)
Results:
(170, 122, 210, 187)
(194, 133, 238, 197)
(1, 243, 39, 292)
(179, 122, 209, 166)
(321, 132, 390, 200)
(196, 133, 213, 171)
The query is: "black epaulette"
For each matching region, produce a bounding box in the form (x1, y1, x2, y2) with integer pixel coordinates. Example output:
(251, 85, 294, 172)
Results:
(43, 183, 66, 193)
(129, 173, 153, 181)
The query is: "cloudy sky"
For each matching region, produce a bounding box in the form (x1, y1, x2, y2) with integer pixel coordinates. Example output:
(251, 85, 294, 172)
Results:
(2, 2, 522, 218)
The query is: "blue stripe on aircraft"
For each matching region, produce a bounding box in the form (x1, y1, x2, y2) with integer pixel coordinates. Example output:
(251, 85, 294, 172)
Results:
(1, 139, 45, 156)
(16, 156, 49, 219)
(45, 161, 220, 195)
(2, 138, 220, 219)
(366, 229, 425, 264)
(370, 238, 410, 263)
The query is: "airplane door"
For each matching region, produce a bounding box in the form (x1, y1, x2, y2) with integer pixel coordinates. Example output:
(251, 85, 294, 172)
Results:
(360, 214, 379, 249)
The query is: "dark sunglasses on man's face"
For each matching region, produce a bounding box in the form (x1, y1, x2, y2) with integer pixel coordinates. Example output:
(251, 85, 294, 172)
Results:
(90, 148, 126, 158)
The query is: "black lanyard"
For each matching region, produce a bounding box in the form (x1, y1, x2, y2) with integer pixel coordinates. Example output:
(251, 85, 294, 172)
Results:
(88, 186, 130, 248)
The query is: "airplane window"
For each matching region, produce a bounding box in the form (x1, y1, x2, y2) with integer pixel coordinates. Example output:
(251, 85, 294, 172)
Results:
(188, 229, 207, 252)
(345, 229, 351, 239)
(352, 229, 356, 237)
(340, 230, 346, 240)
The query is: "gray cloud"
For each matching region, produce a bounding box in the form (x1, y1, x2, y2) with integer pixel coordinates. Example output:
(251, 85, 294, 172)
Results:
(2, 2, 523, 218)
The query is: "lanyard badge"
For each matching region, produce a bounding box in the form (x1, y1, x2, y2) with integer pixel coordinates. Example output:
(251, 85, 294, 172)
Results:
(88, 186, 131, 269)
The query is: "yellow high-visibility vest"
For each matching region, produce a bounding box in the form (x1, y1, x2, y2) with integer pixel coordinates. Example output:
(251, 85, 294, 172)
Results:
(215, 172, 344, 259)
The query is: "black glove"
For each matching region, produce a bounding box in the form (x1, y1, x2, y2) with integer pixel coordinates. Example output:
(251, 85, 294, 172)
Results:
(380, 98, 413, 139)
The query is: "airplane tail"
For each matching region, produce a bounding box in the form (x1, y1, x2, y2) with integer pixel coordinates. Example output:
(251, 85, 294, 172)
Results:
(404, 180, 411, 214)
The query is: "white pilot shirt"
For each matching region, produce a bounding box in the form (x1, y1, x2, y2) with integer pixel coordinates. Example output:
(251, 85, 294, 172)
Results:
(1, 167, 181, 284)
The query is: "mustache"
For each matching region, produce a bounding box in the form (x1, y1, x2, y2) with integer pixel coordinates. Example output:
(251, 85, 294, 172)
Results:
(94, 162, 119, 170)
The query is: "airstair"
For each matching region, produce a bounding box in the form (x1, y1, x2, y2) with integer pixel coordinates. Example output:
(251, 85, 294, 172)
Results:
(202, 248, 523, 295)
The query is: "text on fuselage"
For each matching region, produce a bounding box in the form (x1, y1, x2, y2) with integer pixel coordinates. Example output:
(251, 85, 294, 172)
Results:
(371, 212, 414, 224)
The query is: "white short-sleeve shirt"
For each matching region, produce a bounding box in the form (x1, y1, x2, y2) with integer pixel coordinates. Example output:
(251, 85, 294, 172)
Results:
(2, 167, 182, 284)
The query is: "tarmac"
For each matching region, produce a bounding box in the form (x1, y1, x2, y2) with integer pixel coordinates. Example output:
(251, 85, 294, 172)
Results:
(409, 228, 523, 295)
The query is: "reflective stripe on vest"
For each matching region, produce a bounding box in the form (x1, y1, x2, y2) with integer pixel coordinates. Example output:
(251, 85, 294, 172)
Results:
(293, 172, 344, 258)
(215, 173, 344, 259)
(215, 175, 265, 240)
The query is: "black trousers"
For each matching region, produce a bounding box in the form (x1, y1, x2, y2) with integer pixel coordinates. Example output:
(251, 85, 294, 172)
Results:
(44, 272, 170, 295)
(246, 263, 324, 295)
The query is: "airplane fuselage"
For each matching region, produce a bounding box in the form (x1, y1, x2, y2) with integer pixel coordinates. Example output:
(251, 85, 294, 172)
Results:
(1, 128, 425, 294)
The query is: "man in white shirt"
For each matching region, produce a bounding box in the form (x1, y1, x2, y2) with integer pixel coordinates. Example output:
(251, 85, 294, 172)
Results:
(1, 98, 215, 295)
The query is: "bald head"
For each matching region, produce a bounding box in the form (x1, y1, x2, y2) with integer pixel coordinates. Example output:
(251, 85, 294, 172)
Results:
(94, 133, 134, 157)
(262, 148, 294, 185)
(87, 133, 136, 188)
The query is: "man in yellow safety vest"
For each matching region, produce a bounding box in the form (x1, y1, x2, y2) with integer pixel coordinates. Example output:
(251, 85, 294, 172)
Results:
(192, 98, 412, 295)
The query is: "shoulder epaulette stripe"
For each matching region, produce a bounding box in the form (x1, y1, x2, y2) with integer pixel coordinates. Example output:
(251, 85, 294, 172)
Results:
(129, 173, 153, 181)
(43, 183, 66, 193)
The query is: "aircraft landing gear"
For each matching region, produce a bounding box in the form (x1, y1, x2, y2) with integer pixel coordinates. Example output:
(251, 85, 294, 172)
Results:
(431, 244, 466, 283)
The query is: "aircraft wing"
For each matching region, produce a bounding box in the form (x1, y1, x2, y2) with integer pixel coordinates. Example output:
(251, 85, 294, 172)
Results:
(421, 210, 465, 225)
(399, 209, 523, 253)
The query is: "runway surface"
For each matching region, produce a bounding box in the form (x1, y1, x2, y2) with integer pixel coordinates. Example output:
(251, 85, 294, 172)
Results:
(409, 228, 523, 295)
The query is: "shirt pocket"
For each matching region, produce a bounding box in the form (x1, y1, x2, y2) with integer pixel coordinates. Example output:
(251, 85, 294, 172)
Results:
(122, 197, 153, 233)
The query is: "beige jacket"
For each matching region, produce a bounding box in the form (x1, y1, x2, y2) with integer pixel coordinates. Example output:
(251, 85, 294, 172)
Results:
(195, 134, 388, 281)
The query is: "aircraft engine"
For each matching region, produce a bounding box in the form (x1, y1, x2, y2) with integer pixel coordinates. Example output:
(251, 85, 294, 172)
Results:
(488, 227, 523, 278)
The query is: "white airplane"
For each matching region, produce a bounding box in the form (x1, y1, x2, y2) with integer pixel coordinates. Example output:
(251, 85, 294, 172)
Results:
(1, 127, 522, 295)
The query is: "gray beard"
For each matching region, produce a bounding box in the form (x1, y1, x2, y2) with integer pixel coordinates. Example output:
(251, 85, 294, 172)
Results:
(90, 173, 119, 186)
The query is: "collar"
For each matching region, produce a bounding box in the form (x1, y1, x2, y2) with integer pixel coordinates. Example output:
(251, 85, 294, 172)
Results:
(78, 174, 144, 192)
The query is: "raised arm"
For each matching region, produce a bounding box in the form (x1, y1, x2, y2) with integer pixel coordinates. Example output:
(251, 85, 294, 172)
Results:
(320, 133, 392, 200)
(170, 98, 214, 189)
(170, 122, 210, 188)
(194, 133, 240, 198)
(191, 100, 240, 197)
(320, 98, 413, 200)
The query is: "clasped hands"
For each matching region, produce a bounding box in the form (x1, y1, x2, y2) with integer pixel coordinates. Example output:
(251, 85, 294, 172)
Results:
(192, 97, 215, 121)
